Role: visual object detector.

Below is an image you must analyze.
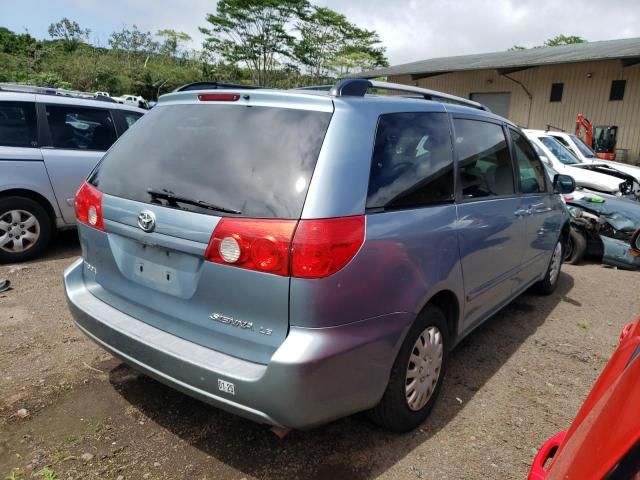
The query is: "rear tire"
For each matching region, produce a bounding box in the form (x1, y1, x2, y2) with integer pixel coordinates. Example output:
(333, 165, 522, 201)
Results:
(0, 196, 52, 264)
(564, 228, 586, 265)
(533, 240, 562, 295)
(369, 304, 449, 432)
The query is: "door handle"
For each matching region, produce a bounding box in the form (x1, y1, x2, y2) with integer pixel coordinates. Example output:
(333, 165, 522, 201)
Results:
(530, 203, 552, 214)
(514, 208, 531, 217)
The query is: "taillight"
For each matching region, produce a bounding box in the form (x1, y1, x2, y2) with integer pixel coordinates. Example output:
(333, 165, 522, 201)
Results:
(291, 216, 365, 278)
(198, 93, 240, 102)
(204, 215, 365, 278)
(205, 218, 297, 276)
(75, 181, 104, 231)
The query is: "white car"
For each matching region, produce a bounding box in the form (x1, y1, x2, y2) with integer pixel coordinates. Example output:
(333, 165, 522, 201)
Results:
(528, 129, 640, 183)
(94, 91, 110, 97)
(115, 94, 148, 108)
(524, 130, 629, 195)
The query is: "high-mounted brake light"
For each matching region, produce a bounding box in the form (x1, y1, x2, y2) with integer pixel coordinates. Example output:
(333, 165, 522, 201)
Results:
(198, 93, 240, 102)
(75, 181, 104, 231)
(204, 216, 365, 278)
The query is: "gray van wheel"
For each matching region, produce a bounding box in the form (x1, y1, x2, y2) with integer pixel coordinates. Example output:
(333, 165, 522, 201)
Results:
(369, 304, 449, 432)
(0, 197, 52, 264)
(533, 240, 562, 295)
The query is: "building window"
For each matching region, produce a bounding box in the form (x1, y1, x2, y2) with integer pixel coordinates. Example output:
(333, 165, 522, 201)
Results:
(549, 83, 564, 102)
(610, 80, 626, 101)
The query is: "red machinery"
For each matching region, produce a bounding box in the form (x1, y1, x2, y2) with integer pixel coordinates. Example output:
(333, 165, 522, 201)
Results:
(575, 113, 619, 161)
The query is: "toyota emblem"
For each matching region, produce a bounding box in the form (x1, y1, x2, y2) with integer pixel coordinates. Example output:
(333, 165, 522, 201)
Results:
(137, 210, 156, 233)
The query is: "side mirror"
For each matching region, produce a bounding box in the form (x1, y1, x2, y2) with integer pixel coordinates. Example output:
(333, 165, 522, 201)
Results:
(632, 229, 640, 256)
(553, 174, 576, 194)
(539, 155, 551, 166)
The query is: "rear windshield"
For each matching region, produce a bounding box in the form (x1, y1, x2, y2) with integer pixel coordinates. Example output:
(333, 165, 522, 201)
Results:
(90, 104, 332, 219)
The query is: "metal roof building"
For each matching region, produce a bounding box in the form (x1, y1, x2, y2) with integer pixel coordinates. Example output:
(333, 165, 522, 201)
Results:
(356, 38, 640, 163)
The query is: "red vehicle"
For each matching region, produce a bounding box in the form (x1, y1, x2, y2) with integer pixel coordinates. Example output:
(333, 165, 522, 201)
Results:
(529, 316, 640, 479)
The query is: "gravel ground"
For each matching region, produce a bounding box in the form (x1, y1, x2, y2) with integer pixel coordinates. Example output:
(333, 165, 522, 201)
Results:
(1, 232, 639, 480)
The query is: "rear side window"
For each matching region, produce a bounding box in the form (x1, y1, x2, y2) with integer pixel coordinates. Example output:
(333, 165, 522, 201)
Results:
(367, 112, 454, 209)
(45, 105, 117, 151)
(91, 104, 332, 219)
(510, 128, 547, 194)
(0, 101, 37, 148)
(454, 119, 514, 198)
(122, 111, 143, 129)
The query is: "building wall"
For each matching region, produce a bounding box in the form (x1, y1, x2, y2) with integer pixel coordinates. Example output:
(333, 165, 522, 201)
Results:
(389, 59, 640, 164)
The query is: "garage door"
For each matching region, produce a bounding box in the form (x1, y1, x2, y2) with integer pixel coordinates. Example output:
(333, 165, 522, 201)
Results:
(470, 92, 511, 119)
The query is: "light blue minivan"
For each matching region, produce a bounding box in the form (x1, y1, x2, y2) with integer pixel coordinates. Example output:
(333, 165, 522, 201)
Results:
(64, 79, 573, 432)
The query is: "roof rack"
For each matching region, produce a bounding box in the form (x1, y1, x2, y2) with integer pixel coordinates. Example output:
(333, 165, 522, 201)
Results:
(174, 81, 267, 92)
(0, 83, 116, 103)
(328, 78, 489, 111)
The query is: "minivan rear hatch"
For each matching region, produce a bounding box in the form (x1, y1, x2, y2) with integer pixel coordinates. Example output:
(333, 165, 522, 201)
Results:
(82, 92, 333, 364)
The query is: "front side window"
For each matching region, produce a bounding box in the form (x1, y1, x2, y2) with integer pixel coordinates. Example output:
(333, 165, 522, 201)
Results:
(539, 136, 581, 165)
(454, 118, 514, 199)
(569, 134, 598, 158)
(367, 112, 454, 209)
(0, 101, 37, 148)
(510, 129, 547, 194)
(45, 105, 117, 151)
(122, 111, 143, 129)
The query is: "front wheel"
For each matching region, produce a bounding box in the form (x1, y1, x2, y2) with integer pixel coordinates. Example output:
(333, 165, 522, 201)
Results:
(369, 304, 449, 432)
(533, 240, 562, 295)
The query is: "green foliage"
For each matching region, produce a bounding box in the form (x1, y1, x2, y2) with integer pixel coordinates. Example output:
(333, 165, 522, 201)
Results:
(510, 35, 587, 51)
(2, 7, 387, 97)
(200, 0, 307, 86)
(39, 468, 57, 480)
(544, 34, 586, 46)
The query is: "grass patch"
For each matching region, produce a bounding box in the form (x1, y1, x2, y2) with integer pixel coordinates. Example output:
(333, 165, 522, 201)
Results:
(39, 468, 57, 480)
(576, 320, 589, 330)
(5, 468, 23, 480)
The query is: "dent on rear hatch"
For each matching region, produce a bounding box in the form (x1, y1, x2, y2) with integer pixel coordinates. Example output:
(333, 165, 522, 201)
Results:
(108, 233, 203, 298)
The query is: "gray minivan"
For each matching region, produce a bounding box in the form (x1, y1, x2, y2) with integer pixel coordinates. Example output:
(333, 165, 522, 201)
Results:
(64, 79, 572, 432)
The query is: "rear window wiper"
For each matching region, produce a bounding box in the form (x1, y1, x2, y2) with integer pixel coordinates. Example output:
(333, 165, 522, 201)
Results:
(147, 188, 241, 215)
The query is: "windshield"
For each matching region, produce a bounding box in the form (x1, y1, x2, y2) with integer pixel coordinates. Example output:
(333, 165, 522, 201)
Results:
(90, 103, 332, 219)
(539, 136, 582, 165)
(569, 134, 598, 158)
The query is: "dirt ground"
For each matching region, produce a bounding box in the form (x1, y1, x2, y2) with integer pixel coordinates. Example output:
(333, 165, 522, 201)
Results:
(1, 232, 639, 480)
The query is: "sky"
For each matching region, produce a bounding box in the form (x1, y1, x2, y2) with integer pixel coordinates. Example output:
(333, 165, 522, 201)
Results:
(3, 0, 640, 66)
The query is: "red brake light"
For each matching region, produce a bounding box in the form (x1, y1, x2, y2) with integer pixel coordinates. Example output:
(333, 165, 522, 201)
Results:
(291, 216, 365, 279)
(197, 93, 240, 102)
(205, 218, 296, 276)
(75, 181, 104, 231)
(204, 215, 365, 278)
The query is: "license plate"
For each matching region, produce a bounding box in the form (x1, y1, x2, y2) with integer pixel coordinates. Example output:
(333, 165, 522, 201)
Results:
(134, 259, 176, 286)
(218, 379, 235, 396)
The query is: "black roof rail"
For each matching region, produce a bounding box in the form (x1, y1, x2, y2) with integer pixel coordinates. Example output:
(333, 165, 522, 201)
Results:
(174, 81, 267, 92)
(328, 78, 489, 111)
(294, 85, 333, 91)
(0, 83, 117, 103)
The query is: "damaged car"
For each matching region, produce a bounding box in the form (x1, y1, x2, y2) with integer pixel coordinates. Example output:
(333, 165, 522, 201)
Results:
(563, 190, 640, 269)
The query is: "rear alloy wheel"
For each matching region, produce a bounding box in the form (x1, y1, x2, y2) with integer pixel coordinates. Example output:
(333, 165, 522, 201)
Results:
(369, 304, 449, 432)
(0, 197, 51, 264)
(534, 240, 562, 295)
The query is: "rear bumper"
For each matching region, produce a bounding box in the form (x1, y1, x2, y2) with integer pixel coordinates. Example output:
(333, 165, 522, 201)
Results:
(64, 259, 414, 429)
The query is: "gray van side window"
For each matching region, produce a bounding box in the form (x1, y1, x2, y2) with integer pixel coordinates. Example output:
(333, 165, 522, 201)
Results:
(509, 128, 547, 194)
(45, 105, 117, 151)
(0, 101, 38, 148)
(366, 112, 454, 209)
(454, 118, 514, 199)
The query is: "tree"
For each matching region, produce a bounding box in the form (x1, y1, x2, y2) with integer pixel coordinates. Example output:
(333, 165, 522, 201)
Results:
(200, 0, 308, 86)
(157, 29, 192, 58)
(544, 34, 586, 47)
(109, 25, 158, 72)
(47, 18, 90, 51)
(509, 35, 586, 51)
